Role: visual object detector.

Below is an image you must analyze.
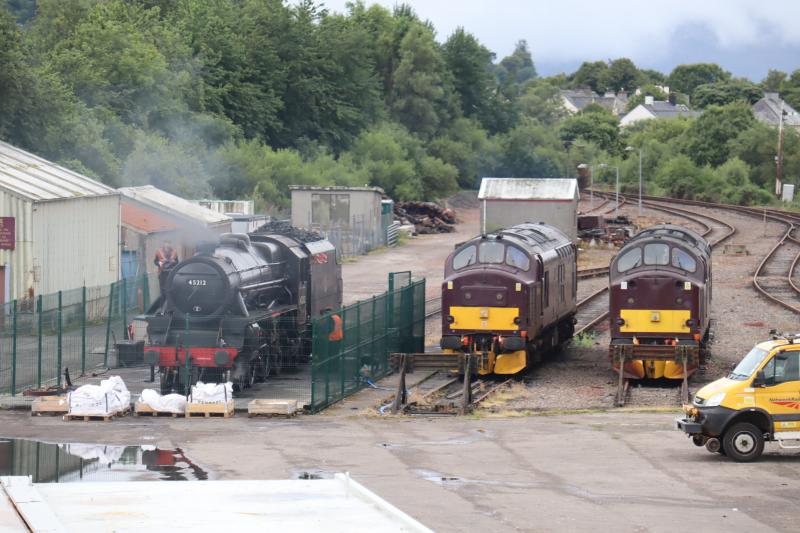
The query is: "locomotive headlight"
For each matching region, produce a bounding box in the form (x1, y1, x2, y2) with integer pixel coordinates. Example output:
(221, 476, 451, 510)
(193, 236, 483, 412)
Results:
(685, 318, 695, 327)
(513, 317, 521, 324)
(464, 292, 472, 300)
(676, 297, 683, 304)
(627, 297, 634, 304)
(705, 392, 726, 407)
(616, 317, 625, 326)
(496, 292, 504, 301)
(447, 315, 455, 323)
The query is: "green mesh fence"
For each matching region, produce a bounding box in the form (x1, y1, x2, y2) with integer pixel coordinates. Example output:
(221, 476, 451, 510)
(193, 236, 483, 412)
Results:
(0, 273, 156, 399)
(310, 274, 425, 412)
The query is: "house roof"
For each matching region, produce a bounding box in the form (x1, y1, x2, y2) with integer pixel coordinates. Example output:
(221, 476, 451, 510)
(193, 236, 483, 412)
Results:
(0, 140, 115, 201)
(478, 178, 578, 201)
(289, 185, 385, 194)
(752, 93, 800, 127)
(640, 101, 700, 119)
(119, 186, 231, 229)
(561, 89, 628, 114)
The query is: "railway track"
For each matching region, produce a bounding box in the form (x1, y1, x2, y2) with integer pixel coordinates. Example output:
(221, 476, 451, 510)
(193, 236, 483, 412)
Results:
(574, 287, 608, 337)
(603, 191, 800, 315)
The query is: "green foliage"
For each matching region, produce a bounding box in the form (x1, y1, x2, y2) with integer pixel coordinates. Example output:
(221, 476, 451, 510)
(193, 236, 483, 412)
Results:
(668, 63, 731, 95)
(691, 80, 762, 108)
(560, 106, 620, 154)
(498, 40, 537, 85)
(605, 58, 640, 92)
(443, 27, 495, 123)
(570, 61, 609, 93)
(682, 102, 755, 167)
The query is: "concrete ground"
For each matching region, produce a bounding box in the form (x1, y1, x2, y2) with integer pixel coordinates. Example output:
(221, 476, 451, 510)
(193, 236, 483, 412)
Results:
(2, 409, 798, 533)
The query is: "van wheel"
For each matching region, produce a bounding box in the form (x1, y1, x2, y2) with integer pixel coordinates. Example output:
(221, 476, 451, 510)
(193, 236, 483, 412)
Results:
(722, 423, 764, 462)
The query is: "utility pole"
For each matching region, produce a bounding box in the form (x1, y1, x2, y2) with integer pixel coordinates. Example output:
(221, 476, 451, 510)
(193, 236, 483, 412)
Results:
(776, 100, 785, 197)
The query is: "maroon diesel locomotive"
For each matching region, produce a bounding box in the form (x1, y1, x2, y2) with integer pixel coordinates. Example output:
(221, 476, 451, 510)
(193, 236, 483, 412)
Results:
(440, 223, 577, 375)
(609, 224, 712, 380)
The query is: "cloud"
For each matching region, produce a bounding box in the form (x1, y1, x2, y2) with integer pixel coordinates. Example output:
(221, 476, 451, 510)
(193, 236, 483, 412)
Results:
(316, 0, 800, 78)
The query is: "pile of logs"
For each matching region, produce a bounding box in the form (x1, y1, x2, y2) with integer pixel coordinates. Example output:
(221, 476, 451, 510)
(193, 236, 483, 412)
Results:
(394, 201, 456, 234)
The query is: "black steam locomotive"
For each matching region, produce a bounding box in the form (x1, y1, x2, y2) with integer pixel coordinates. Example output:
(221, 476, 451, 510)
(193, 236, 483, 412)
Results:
(143, 226, 342, 393)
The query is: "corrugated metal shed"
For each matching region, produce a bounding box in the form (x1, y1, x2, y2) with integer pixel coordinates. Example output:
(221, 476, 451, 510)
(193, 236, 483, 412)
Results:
(119, 186, 231, 227)
(0, 142, 120, 303)
(0, 140, 114, 200)
(478, 178, 578, 200)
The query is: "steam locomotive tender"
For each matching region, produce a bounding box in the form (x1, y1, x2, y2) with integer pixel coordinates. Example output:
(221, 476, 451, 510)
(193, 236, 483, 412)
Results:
(440, 223, 577, 375)
(143, 230, 341, 393)
(609, 224, 711, 380)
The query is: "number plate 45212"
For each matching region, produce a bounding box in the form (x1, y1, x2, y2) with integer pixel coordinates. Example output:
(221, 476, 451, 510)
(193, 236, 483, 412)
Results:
(187, 279, 207, 286)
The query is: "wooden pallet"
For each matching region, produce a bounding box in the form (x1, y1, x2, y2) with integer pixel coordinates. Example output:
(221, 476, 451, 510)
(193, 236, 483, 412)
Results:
(247, 399, 298, 418)
(186, 400, 235, 418)
(63, 406, 131, 422)
(31, 395, 69, 416)
(134, 401, 186, 418)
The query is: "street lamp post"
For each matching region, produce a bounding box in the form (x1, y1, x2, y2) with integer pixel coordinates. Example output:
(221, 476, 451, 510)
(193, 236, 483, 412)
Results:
(625, 145, 643, 218)
(577, 163, 593, 210)
(599, 163, 620, 218)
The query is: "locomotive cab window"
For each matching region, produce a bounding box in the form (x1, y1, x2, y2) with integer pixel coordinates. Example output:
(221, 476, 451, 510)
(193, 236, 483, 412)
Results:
(671, 248, 697, 272)
(479, 241, 505, 264)
(452, 245, 477, 270)
(505, 246, 530, 271)
(643, 243, 670, 266)
(617, 248, 642, 273)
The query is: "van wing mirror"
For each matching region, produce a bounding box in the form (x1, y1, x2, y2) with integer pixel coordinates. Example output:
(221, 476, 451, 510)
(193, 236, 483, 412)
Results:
(753, 370, 767, 387)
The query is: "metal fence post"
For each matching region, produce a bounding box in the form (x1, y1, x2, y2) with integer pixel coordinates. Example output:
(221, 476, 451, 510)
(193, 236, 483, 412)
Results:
(355, 304, 361, 388)
(371, 296, 377, 374)
(310, 316, 316, 411)
(36, 295, 42, 389)
(184, 315, 191, 397)
(81, 286, 86, 375)
(104, 282, 115, 367)
(122, 277, 128, 340)
(11, 299, 17, 396)
(339, 310, 346, 402)
(57, 291, 62, 389)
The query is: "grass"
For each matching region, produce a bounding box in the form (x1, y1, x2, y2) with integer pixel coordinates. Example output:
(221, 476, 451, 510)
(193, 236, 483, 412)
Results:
(571, 332, 597, 348)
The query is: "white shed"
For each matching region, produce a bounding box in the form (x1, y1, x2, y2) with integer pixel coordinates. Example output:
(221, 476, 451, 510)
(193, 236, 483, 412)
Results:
(0, 141, 120, 306)
(478, 178, 579, 240)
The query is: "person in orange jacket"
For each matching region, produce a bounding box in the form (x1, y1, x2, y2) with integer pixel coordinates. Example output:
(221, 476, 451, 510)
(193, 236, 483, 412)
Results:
(154, 240, 179, 298)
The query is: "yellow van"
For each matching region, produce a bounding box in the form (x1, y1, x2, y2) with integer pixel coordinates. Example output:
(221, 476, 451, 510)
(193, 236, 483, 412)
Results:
(676, 333, 800, 462)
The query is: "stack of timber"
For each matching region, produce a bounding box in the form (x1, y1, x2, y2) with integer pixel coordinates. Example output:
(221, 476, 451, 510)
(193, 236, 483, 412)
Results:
(63, 405, 130, 422)
(134, 399, 186, 418)
(394, 201, 456, 234)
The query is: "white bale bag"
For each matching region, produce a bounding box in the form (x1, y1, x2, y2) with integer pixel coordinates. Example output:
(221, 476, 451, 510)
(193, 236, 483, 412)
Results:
(139, 388, 187, 414)
(190, 381, 233, 404)
(68, 376, 131, 415)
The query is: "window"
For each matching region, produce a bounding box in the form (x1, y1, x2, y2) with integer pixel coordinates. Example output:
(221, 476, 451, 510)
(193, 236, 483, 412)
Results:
(505, 246, 530, 271)
(479, 241, 505, 264)
(616, 248, 642, 273)
(452, 245, 477, 270)
(728, 348, 768, 380)
(671, 248, 697, 272)
(762, 352, 800, 386)
(643, 243, 670, 266)
(312, 194, 350, 225)
(543, 271, 549, 308)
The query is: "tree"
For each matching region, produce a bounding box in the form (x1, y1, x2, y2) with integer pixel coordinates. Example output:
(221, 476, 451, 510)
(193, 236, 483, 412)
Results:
(668, 63, 730, 95)
(443, 27, 495, 122)
(605, 58, 640, 93)
(560, 106, 620, 153)
(682, 102, 755, 166)
(691, 80, 762, 108)
(762, 69, 787, 92)
(391, 24, 450, 138)
(498, 40, 537, 85)
(498, 120, 563, 178)
(516, 80, 565, 125)
(570, 60, 608, 93)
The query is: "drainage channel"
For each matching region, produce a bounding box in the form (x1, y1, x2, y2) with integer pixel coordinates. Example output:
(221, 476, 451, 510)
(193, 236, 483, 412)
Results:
(0, 437, 208, 482)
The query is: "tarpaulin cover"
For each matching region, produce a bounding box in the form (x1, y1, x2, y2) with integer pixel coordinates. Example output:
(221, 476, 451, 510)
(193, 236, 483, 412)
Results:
(67, 376, 130, 415)
(190, 381, 232, 404)
(138, 389, 187, 414)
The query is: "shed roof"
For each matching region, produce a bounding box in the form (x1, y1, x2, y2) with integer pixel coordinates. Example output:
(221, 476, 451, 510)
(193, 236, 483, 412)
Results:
(289, 185, 385, 194)
(0, 140, 115, 201)
(119, 186, 231, 228)
(478, 178, 578, 201)
(752, 93, 800, 127)
(640, 101, 700, 119)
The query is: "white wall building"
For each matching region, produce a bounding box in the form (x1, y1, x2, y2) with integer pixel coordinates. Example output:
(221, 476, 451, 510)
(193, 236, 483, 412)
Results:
(0, 141, 120, 306)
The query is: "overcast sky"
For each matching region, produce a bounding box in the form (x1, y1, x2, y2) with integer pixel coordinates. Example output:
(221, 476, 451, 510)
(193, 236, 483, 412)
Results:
(316, 0, 800, 80)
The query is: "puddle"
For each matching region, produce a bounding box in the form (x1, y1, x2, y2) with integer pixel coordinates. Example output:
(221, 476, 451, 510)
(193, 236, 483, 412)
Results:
(0, 438, 208, 483)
